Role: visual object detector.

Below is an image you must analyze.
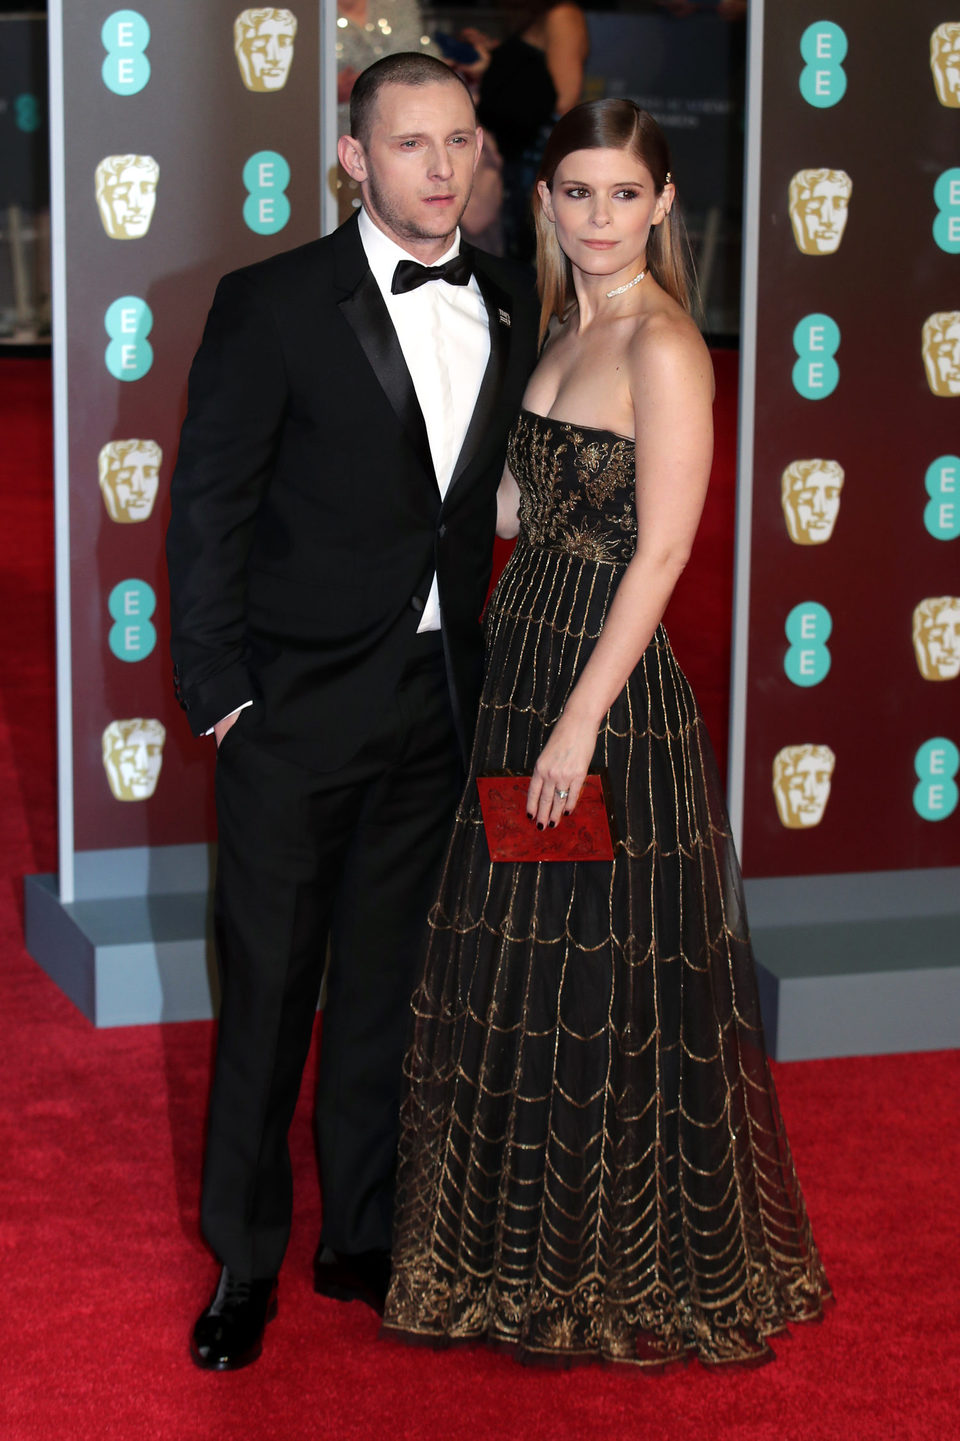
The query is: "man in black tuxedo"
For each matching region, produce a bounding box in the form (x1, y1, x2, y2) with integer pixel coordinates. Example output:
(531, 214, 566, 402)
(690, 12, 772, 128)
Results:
(166, 53, 538, 1370)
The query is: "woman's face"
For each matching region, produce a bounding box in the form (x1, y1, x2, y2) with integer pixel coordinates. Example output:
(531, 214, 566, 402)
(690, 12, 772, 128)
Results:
(538, 146, 672, 282)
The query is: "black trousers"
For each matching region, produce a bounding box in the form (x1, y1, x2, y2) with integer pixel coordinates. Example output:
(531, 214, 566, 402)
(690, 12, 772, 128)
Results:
(202, 636, 462, 1281)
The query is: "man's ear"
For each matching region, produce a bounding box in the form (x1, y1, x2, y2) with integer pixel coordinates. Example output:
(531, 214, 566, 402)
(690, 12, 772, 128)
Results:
(338, 134, 367, 183)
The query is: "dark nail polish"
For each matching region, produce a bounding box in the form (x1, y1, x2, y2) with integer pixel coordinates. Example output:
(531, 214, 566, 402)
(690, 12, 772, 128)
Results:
(537, 822, 544, 830)
(564, 809, 571, 816)
(548, 821, 556, 828)
(527, 813, 534, 821)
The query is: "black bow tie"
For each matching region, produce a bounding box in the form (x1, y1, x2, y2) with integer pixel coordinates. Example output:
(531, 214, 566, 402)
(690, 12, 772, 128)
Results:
(391, 253, 473, 295)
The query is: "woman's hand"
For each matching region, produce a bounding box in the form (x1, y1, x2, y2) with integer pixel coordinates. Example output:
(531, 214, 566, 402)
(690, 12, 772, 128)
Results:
(527, 710, 600, 829)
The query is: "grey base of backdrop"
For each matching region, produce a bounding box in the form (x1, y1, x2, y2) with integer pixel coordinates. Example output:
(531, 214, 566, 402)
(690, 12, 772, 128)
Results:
(24, 852, 960, 1057)
(747, 868, 960, 1060)
(24, 845, 219, 1028)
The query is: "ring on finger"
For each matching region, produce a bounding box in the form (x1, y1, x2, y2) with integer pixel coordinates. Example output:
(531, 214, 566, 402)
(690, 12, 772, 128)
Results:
(555, 787, 570, 800)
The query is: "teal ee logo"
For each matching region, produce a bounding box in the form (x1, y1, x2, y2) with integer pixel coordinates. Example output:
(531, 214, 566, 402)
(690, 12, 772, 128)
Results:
(925, 456, 960, 540)
(785, 601, 832, 687)
(933, 169, 960, 254)
(913, 737, 959, 821)
(792, 313, 840, 399)
(243, 152, 291, 234)
(102, 10, 150, 96)
(14, 94, 41, 133)
(105, 296, 153, 381)
(108, 578, 157, 661)
(799, 21, 847, 108)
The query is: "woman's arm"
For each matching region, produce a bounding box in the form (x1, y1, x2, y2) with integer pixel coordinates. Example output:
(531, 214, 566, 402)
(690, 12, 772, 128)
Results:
(496, 462, 521, 539)
(527, 316, 714, 825)
(541, 4, 590, 115)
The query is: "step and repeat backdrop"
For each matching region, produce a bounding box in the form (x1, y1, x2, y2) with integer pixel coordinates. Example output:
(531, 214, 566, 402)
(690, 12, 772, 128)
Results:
(732, 0, 959, 877)
(52, 3, 322, 878)
(50, 2, 957, 889)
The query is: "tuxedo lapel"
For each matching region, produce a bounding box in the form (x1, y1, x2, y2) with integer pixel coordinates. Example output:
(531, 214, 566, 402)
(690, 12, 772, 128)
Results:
(445, 253, 514, 503)
(335, 221, 436, 487)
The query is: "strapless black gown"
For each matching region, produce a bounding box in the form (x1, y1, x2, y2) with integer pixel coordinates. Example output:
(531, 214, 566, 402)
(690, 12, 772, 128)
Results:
(382, 410, 831, 1367)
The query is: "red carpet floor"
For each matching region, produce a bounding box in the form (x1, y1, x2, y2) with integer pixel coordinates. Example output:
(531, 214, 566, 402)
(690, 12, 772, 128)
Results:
(2, 357, 958, 1440)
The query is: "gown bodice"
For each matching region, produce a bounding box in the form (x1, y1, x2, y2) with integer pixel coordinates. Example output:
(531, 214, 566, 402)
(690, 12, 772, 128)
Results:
(507, 408, 638, 565)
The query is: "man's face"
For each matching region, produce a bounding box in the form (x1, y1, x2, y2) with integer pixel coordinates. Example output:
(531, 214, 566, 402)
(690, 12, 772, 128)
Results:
(783, 465, 842, 544)
(794, 179, 850, 254)
(916, 601, 960, 679)
(237, 13, 296, 92)
(103, 722, 165, 800)
(100, 444, 160, 522)
(341, 82, 481, 259)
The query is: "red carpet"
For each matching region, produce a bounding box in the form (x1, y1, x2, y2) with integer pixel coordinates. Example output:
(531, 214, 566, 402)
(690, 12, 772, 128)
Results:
(2, 357, 958, 1440)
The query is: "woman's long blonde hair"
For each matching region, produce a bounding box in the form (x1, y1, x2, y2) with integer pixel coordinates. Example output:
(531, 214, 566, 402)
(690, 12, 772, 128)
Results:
(533, 99, 696, 345)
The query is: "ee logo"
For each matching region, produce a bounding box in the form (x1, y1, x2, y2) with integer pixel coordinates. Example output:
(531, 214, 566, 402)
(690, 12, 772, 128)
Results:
(925, 456, 960, 540)
(105, 296, 153, 381)
(102, 10, 150, 96)
(108, 579, 157, 661)
(784, 601, 832, 687)
(799, 21, 847, 108)
(14, 94, 41, 132)
(243, 151, 291, 235)
(913, 737, 959, 821)
(933, 169, 960, 254)
(792, 313, 840, 399)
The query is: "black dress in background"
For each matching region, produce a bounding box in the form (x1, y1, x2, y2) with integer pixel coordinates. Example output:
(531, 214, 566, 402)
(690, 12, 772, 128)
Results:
(382, 410, 832, 1366)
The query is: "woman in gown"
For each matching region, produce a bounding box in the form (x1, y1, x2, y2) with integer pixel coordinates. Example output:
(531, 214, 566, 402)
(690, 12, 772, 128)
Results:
(382, 100, 832, 1368)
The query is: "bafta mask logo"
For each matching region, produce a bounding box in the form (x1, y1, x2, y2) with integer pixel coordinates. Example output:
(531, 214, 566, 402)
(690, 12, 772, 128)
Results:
(780, 459, 844, 545)
(922, 312, 960, 396)
(98, 439, 162, 523)
(102, 718, 166, 801)
(95, 155, 158, 239)
(772, 744, 836, 829)
(234, 8, 297, 92)
(788, 169, 852, 255)
(913, 597, 960, 681)
(931, 22, 960, 107)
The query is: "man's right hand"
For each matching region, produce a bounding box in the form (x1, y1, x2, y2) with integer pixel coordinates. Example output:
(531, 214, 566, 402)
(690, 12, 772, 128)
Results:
(214, 709, 242, 748)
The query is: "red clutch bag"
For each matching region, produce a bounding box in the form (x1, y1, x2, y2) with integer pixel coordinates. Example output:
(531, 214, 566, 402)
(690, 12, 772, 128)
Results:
(476, 772, 616, 863)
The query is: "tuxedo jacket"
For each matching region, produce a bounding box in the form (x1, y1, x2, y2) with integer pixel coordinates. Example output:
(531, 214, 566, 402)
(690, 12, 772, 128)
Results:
(166, 214, 539, 770)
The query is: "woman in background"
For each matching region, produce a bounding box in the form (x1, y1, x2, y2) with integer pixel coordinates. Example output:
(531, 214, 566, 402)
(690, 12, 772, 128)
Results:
(383, 99, 831, 1368)
(466, 2, 589, 261)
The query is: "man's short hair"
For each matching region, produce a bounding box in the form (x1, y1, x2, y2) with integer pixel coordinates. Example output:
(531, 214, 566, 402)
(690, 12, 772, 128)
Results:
(349, 53, 474, 148)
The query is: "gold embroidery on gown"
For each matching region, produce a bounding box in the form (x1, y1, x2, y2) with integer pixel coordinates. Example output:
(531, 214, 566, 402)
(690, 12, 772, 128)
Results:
(383, 410, 832, 1367)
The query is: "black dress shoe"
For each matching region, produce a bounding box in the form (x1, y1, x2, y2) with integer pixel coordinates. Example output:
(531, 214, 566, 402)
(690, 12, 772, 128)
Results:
(312, 1244, 391, 1314)
(190, 1267, 278, 1371)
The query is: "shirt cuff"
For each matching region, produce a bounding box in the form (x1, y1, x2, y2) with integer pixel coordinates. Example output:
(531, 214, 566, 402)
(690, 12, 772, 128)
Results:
(204, 699, 253, 736)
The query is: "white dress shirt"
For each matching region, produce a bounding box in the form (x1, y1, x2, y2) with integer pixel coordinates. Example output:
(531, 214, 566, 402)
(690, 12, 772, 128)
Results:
(358, 207, 491, 631)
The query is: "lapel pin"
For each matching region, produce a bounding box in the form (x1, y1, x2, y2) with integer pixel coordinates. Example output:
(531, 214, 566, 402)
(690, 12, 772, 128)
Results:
(498, 308, 511, 327)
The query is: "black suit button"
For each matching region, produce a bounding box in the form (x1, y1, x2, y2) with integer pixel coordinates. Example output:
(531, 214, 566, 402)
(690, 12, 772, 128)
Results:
(410, 595, 424, 613)
(438, 523, 448, 539)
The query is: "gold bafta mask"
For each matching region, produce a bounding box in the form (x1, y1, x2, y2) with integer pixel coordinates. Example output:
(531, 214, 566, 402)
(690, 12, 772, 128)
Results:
(95, 155, 159, 239)
(102, 718, 166, 801)
(922, 312, 960, 396)
(98, 440, 162, 523)
(234, 8, 297, 92)
(912, 597, 960, 681)
(772, 744, 836, 829)
(780, 459, 844, 545)
(788, 169, 852, 255)
(931, 22, 960, 107)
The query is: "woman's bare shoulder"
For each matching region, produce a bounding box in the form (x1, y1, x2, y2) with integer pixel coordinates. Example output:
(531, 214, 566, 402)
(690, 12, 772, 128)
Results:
(626, 298, 713, 400)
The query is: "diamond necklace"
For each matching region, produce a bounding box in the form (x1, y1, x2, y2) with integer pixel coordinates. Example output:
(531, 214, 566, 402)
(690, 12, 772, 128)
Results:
(605, 265, 649, 299)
